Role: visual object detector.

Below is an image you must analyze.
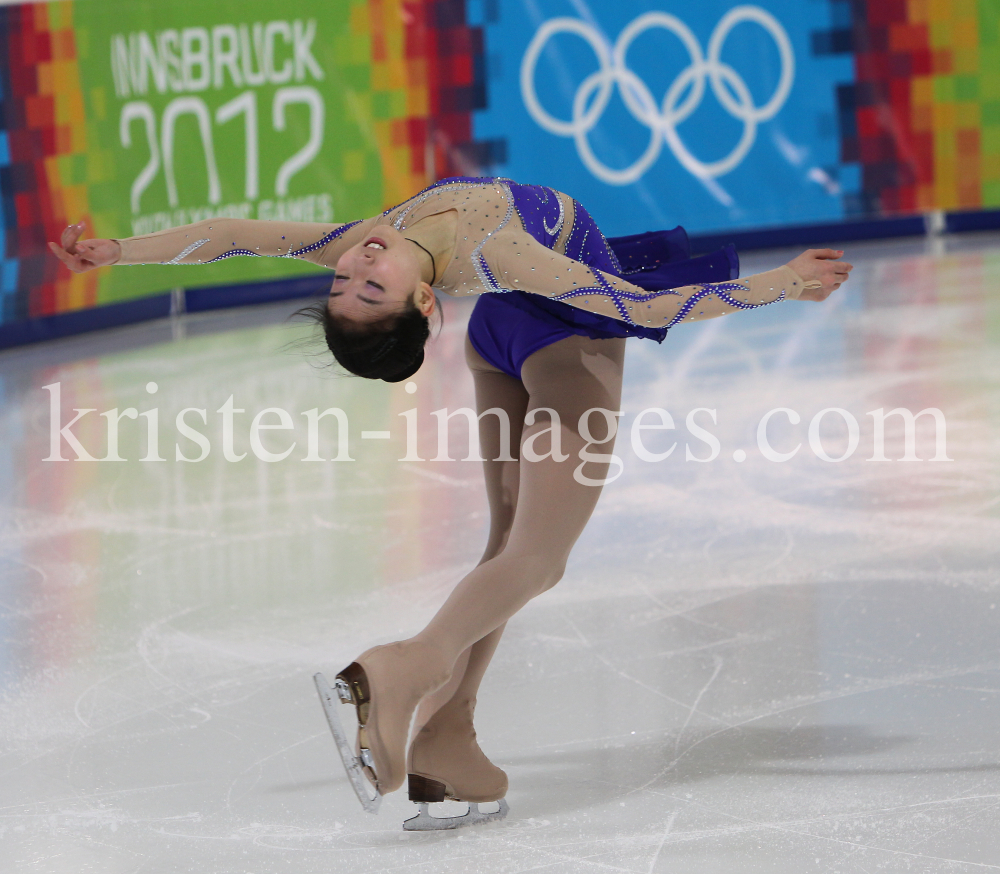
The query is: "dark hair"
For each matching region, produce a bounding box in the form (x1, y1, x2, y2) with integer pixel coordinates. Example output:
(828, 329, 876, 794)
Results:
(296, 298, 430, 382)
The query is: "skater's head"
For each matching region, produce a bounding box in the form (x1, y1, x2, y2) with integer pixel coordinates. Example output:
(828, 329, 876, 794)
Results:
(301, 297, 430, 382)
(299, 228, 436, 380)
(327, 226, 436, 327)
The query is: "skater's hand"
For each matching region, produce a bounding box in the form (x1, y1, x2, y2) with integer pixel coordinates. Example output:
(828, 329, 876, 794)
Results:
(785, 249, 852, 301)
(48, 221, 121, 273)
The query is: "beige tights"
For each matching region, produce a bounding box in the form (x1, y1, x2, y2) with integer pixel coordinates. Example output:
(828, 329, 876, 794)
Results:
(407, 332, 626, 796)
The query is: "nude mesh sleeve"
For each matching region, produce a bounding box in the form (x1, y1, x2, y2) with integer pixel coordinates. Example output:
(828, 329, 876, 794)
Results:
(114, 217, 363, 269)
(491, 231, 811, 328)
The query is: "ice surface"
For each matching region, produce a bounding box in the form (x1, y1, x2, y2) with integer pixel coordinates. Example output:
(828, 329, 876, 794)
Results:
(0, 235, 998, 872)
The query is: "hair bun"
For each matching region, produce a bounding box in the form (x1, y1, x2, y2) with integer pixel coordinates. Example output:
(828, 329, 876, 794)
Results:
(381, 349, 424, 382)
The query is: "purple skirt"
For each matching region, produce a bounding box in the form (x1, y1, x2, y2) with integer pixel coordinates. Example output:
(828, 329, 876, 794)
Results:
(467, 223, 739, 379)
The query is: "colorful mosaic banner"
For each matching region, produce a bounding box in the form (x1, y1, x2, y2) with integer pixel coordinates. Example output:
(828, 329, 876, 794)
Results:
(0, 0, 492, 325)
(828, 0, 1000, 214)
(0, 0, 997, 335)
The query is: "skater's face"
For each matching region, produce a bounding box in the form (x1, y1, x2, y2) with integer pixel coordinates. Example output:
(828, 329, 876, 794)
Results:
(328, 226, 435, 324)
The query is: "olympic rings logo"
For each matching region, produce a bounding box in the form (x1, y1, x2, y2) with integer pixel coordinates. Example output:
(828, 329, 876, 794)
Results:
(520, 7, 795, 185)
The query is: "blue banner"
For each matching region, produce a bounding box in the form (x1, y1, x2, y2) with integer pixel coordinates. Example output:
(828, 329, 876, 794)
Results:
(473, 0, 856, 236)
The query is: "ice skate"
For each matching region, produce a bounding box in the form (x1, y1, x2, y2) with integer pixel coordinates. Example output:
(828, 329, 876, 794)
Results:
(314, 671, 381, 814)
(402, 695, 509, 830)
(316, 640, 452, 812)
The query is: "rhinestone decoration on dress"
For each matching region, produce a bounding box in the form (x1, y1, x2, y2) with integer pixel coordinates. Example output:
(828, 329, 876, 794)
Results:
(163, 239, 210, 265)
(552, 279, 785, 327)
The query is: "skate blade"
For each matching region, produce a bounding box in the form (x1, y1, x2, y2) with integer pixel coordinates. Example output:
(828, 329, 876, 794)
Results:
(314, 672, 382, 815)
(403, 798, 509, 831)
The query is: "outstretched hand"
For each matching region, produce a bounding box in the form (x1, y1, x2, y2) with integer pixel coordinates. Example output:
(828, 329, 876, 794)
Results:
(48, 221, 121, 273)
(785, 248, 853, 301)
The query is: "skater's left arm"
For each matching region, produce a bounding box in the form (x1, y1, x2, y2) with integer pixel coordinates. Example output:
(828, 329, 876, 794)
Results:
(495, 236, 851, 327)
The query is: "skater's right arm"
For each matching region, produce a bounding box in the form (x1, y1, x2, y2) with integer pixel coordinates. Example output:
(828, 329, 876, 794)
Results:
(48, 217, 365, 272)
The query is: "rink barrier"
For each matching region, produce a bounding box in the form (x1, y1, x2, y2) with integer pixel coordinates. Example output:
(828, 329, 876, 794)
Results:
(688, 215, 927, 253)
(2, 208, 998, 353)
(183, 274, 332, 313)
(0, 293, 172, 350)
(943, 209, 1000, 234)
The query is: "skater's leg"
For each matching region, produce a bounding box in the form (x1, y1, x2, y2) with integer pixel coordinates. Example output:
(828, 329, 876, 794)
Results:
(321, 342, 521, 808)
(407, 339, 521, 804)
(396, 342, 525, 820)
(411, 334, 627, 665)
(414, 337, 526, 727)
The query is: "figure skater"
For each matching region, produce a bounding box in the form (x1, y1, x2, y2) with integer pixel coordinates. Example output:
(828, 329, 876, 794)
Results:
(49, 176, 850, 830)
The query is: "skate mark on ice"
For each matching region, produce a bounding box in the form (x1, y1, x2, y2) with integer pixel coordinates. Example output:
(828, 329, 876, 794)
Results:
(646, 810, 678, 874)
(633, 791, 1000, 867)
(73, 663, 141, 728)
(224, 731, 326, 817)
(560, 616, 732, 735)
(838, 792, 1000, 868)
(621, 658, 1000, 802)
(673, 655, 724, 759)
